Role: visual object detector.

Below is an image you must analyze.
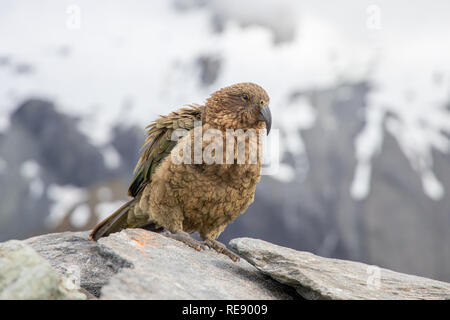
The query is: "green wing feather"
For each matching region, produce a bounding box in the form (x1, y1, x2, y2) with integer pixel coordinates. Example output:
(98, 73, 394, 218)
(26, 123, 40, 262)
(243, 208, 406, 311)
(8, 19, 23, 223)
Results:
(128, 104, 204, 197)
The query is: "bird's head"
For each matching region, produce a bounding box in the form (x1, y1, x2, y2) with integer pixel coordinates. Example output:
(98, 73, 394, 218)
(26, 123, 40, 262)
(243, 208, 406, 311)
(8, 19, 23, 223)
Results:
(204, 82, 271, 134)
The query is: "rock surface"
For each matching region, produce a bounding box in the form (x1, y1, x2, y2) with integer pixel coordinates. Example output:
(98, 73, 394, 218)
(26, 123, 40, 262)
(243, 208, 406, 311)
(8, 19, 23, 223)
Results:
(230, 238, 450, 300)
(4, 229, 450, 300)
(24, 231, 133, 297)
(25, 229, 295, 299)
(0, 240, 86, 299)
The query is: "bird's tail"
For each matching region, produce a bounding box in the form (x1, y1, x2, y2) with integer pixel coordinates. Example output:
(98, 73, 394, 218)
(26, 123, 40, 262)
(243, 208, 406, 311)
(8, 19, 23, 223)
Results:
(89, 199, 137, 241)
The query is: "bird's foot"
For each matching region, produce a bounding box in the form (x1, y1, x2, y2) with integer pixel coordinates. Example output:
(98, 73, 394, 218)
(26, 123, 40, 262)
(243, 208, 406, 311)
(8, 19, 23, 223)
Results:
(162, 230, 204, 251)
(204, 238, 240, 262)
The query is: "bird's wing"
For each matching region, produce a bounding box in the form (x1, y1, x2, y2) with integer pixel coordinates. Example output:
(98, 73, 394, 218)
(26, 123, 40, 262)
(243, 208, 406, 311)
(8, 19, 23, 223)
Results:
(128, 104, 204, 197)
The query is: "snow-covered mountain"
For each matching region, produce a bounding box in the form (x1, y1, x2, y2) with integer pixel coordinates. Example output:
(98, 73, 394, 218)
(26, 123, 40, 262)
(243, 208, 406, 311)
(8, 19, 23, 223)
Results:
(1, 0, 449, 198)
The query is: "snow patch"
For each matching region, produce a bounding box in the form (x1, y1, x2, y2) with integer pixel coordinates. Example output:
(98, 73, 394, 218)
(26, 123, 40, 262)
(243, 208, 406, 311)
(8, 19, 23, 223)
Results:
(20, 160, 40, 180)
(46, 184, 88, 228)
(96, 200, 127, 221)
(422, 170, 445, 200)
(102, 145, 121, 170)
(20, 160, 44, 198)
(275, 163, 297, 183)
(351, 162, 372, 200)
(70, 204, 91, 228)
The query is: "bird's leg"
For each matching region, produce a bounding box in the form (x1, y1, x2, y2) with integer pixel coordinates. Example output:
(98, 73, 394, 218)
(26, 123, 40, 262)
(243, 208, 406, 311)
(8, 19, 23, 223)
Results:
(162, 230, 204, 251)
(204, 238, 240, 262)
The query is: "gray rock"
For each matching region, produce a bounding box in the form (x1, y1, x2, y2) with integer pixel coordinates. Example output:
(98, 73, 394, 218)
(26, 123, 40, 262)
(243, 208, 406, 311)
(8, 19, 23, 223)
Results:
(230, 237, 450, 300)
(0, 240, 86, 299)
(25, 229, 295, 299)
(99, 229, 294, 299)
(197, 55, 221, 86)
(25, 231, 133, 298)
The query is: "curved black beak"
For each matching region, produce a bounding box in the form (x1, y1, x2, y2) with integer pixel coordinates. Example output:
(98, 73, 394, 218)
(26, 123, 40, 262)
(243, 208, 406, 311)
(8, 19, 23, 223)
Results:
(259, 105, 272, 135)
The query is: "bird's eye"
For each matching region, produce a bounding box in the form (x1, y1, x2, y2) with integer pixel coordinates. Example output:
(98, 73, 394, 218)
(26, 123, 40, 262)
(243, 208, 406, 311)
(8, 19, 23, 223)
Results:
(260, 100, 265, 106)
(241, 93, 250, 102)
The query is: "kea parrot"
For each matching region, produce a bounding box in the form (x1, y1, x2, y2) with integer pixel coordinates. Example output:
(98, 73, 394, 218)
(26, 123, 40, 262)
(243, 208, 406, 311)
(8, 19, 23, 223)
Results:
(90, 82, 271, 261)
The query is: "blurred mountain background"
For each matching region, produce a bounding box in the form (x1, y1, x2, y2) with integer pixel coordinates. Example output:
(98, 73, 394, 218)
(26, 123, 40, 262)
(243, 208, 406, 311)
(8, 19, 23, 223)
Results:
(1, 0, 450, 282)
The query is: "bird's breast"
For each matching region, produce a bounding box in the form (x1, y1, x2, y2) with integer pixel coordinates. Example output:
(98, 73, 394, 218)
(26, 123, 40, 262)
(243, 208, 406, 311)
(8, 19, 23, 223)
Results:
(173, 162, 261, 229)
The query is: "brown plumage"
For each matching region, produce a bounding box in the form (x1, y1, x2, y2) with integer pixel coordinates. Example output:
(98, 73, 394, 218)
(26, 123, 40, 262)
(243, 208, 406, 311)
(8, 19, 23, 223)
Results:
(90, 82, 271, 261)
